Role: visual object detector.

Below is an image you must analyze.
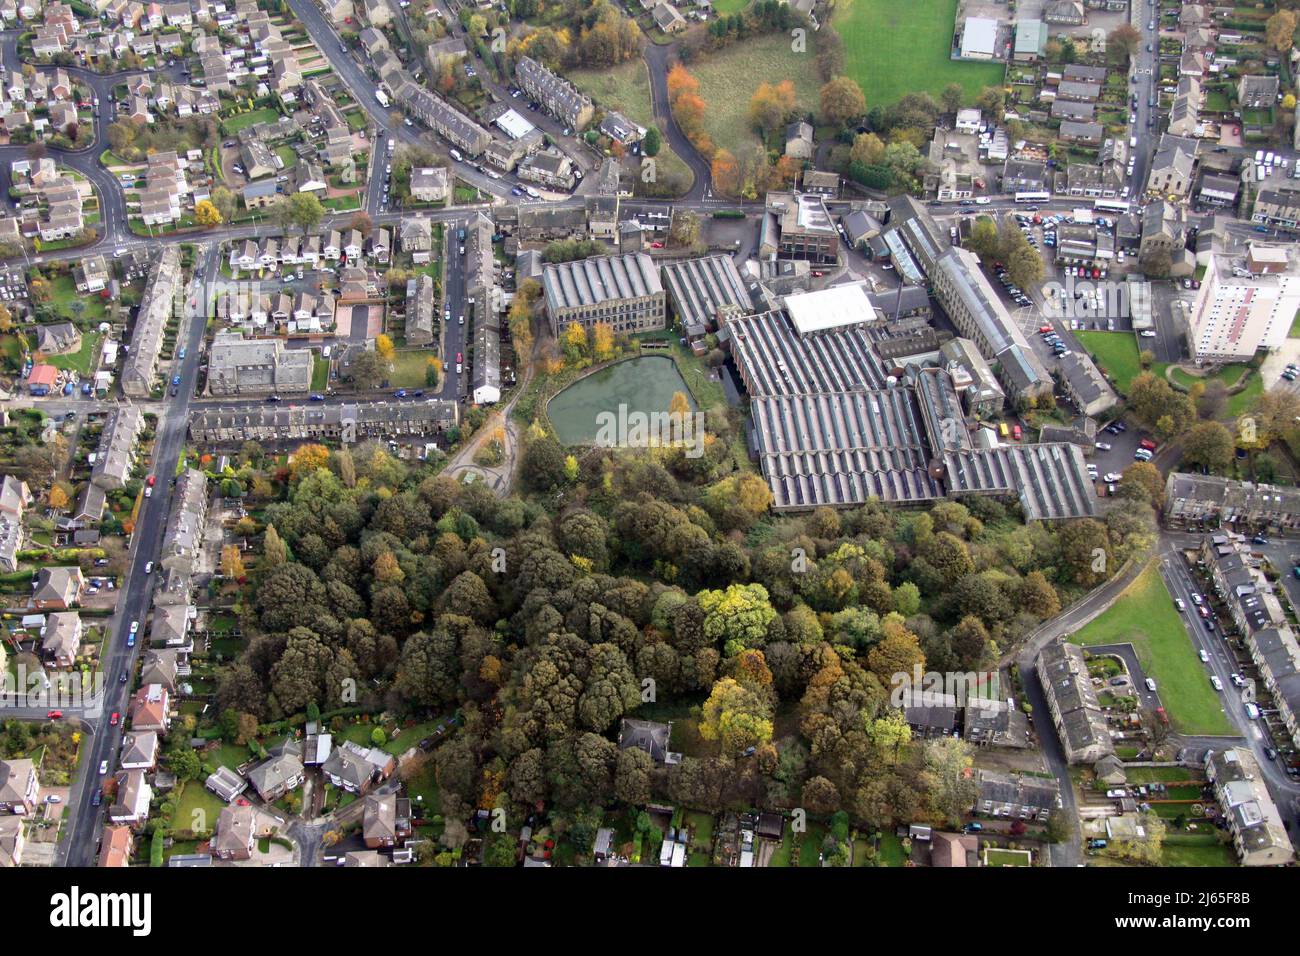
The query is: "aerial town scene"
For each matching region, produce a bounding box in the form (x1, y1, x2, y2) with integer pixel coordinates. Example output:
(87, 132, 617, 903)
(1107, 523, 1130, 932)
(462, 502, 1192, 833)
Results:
(0, 0, 1296, 899)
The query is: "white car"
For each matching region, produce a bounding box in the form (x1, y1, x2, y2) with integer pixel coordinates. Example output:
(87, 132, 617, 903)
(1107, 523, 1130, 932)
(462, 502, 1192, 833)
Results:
(144, 561, 154, 574)
(1175, 598, 1186, 611)
(129, 621, 140, 634)
(1199, 649, 1209, 662)
(1095, 442, 1111, 451)
(1139, 330, 1157, 338)
(1210, 676, 1223, 691)
(99, 760, 108, 775)
(1104, 472, 1122, 483)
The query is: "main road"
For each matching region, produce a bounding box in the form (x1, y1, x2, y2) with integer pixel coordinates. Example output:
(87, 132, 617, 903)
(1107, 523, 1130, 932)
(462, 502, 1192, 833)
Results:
(57, 242, 220, 867)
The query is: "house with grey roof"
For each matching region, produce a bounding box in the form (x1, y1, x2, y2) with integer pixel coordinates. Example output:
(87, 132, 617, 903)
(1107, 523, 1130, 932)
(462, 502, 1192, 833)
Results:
(515, 55, 593, 130)
(617, 718, 680, 765)
(205, 765, 247, 803)
(1036, 640, 1115, 765)
(91, 406, 144, 491)
(246, 752, 304, 802)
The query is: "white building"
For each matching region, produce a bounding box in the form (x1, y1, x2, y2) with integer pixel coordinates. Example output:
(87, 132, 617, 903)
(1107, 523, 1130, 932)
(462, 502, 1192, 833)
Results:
(1188, 244, 1300, 362)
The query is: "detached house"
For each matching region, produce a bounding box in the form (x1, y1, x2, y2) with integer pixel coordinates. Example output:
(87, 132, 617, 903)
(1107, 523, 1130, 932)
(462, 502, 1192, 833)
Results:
(213, 803, 256, 860)
(32, 566, 84, 610)
(321, 740, 395, 795)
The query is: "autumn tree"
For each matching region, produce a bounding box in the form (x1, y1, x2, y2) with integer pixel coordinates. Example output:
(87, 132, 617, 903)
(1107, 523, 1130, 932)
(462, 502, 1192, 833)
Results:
(748, 79, 797, 135)
(194, 199, 223, 227)
(260, 526, 289, 574)
(819, 76, 867, 126)
(375, 334, 396, 364)
(221, 545, 247, 580)
(1181, 421, 1234, 474)
(289, 443, 331, 480)
(699, 676, 774, 756)
(711, 149, 741, 196)
(591, 322, 615, 362)
(1266, 10, 1297, 53)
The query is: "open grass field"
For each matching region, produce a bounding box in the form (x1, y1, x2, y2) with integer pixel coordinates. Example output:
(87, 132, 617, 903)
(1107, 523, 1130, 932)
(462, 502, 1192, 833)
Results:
(688, 32, 823, 155)
(568, 60, 695, 192)
(1074, 331, 1143, 394)
(711, 0, 749, 12)
(832, 0, 1005, 106)
(1072, 561, 1235, 736)
(387, 349, 438, 389)
(220, 107, 281, 136)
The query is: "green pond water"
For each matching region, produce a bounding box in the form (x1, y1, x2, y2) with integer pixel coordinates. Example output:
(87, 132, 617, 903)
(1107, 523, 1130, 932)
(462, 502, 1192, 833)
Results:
(547, 356, 696, 445)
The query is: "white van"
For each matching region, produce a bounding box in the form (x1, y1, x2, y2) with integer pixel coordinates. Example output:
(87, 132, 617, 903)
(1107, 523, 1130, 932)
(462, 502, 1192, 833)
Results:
(1244, 702, 1260, 719)
(1145, 678, 1157, 692)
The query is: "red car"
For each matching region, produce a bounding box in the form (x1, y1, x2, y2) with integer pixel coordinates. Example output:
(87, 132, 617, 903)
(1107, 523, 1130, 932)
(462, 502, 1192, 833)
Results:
(110, 712, 120, 726)
(1012, 425, 1022, 441)
(146, 475, 156, 487)
(1038, 326, 1053, 334)
(456, 352, 462, 364)
(1138, 438, 1157, 451)
(650, 241, 664, 249)
(46, 710, 63, 719)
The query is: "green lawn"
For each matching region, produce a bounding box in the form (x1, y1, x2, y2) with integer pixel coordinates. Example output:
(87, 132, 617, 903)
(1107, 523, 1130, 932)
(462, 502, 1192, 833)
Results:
(44, 330, 102, 377)
(687, 32, 823, 156)
(220, 108, 281, 136)
(1162, 834, 1236, 867)
(1073, 561, 1235, 735)
(711, 0, 748, 12)
(172, 780, 228, 835)
(1075, 331, 1143, 394)
(311, 355, 329, 391)
(387, 349, 438, 389)
(984, 847, 1032, 866)
(797, 823, 827, 867)
(1224, 372, 1264, 419)
(832, 0, 1006, 106)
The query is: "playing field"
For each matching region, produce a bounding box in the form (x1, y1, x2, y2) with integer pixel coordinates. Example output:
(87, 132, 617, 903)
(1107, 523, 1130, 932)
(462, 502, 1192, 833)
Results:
(1072, 561, 1234, 736)
(832, 0, 1005, 106)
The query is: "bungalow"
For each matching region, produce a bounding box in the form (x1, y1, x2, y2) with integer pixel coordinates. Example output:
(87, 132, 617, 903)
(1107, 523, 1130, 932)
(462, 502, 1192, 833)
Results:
(205, 765, 247, 803)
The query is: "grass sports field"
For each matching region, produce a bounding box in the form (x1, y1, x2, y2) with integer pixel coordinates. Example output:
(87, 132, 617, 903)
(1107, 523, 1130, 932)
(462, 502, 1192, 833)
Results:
(1072, 561, 1234, 736)
(832, 0, 1005, 106)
